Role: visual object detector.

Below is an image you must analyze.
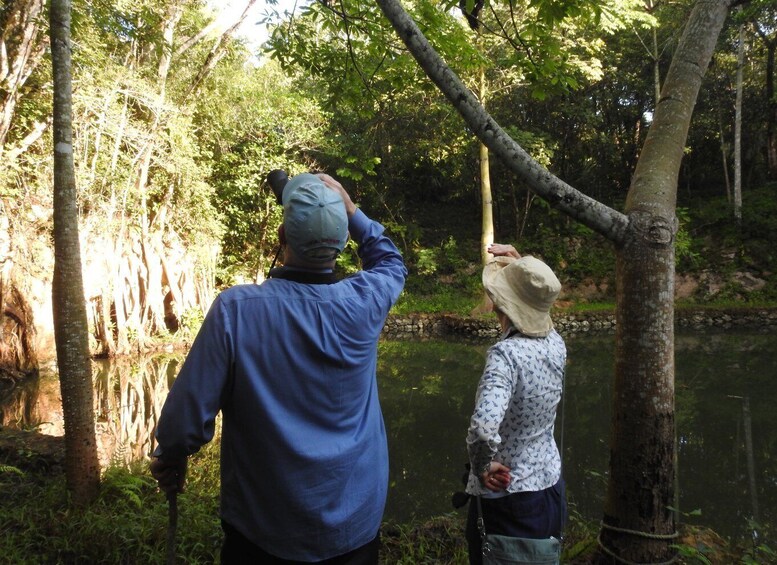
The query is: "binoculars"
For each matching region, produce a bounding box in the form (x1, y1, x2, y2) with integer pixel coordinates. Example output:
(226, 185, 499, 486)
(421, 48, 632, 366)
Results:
(266, 169, 325, 205)
(266, 169, 289, 206)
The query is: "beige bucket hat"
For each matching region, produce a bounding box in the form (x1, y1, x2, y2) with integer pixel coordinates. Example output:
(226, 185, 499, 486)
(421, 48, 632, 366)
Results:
(482, 255, 561, 337)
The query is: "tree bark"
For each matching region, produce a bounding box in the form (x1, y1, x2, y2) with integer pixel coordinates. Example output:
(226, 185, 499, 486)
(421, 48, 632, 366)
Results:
(766, 39, 777, 180)
(480, 139, 494, 263)
(375, 0, 734, 561)
(766, 41, 777, 180)
(644, 0, 662, 108)
(607, 2, 731, 561)
(3, 117, 50, 161)
(49, 0, 100, 506)
(134, 1, 183, 340)
(734, 15, 744, 222)
(719, 112, 732, 202)
(478, 66, 493, 265)
(754, 23, 777, 180)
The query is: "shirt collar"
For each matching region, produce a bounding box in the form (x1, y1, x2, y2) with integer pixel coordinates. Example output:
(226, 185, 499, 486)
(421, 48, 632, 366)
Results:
(268, 265, 338, 284)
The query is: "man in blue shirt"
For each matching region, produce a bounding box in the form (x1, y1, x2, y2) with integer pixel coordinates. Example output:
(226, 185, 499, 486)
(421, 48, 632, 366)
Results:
(150, 173, 407, 563)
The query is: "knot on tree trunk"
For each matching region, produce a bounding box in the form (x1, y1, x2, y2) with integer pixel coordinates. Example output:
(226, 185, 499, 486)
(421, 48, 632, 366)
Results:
(629, 210, 677, 247)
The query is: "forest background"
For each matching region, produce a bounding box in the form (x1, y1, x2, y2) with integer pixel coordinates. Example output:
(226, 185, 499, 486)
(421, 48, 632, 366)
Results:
(2, 0, 777, 363)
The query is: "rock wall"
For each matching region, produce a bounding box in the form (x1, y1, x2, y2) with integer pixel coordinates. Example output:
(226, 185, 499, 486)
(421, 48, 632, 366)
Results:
(383, 307, 777, 339)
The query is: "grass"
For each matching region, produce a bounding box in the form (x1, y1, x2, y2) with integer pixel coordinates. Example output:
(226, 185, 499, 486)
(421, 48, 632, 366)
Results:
(2, 448, 772, 564)
(2, 437, 472, 564)
(381, 516, 469, 564)
(392, 290, 482, 317)
(0, 458, 471, 564)
(392, 289, 777, 320)
(557, 302, 615, 313)
(0, 460, 221, 564)
(675, 298, 777, 310)
(0, 431, 602, 565)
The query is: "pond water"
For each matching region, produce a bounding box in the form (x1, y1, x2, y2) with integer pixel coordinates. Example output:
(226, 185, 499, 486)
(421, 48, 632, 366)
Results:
(2, 329, 775, 544)
(377, 330, 777, 548)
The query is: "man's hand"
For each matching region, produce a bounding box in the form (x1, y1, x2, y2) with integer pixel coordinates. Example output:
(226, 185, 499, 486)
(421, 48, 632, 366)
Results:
(480, 461, 511, 492)
(488, 243, 521, 259)
(150, 457, 187, 495)
(316, 173, 357, 216)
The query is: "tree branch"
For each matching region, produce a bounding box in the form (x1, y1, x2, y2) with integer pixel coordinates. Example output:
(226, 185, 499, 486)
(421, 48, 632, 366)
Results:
(184, 0, 259, 101)
(3, 117, 50, 160)
(374, 0, 629, 244)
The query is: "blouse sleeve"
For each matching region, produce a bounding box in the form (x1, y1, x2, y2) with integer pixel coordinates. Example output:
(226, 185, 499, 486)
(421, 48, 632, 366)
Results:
(466, 342, 516, 476)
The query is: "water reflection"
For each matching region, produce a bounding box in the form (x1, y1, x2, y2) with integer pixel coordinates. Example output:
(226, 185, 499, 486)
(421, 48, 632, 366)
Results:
(0, 373, 42, 429)
(1, 355, 182, 467)
(92, 355, 182, 466)
(2, 331, 774, 544)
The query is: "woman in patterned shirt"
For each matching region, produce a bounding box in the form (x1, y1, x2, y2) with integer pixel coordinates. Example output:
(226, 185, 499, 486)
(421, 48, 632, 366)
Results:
(464, 243, 567, 564)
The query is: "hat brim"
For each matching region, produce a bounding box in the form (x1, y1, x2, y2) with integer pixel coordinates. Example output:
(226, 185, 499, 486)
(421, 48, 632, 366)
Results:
(482, 257, 554, 337)
(481, 255, 516, 289)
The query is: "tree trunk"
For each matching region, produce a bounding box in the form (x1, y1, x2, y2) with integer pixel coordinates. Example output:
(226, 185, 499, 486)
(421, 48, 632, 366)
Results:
(766, 39, 777, 180)
(0, 203, 38, 376)
(374, 0, 733, 561)
(719, 112, 732, 202)
(480, 138, 494, 264)
(605, 233, 676, 561)
(602, 3, 732, 561)
(133, 1, 183, 340)
(644, 0, 661, 108)
(478, 66, 493, 265)
(652, 25, 661, 107)
(754, 25, 777, 180)
(734, 15, 744, 222)
(49, 0, 100, 506)
(4, 118, 50, 161)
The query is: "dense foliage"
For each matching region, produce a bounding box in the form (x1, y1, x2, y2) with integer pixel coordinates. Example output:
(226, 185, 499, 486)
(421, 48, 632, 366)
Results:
(1, 0, 775, 356)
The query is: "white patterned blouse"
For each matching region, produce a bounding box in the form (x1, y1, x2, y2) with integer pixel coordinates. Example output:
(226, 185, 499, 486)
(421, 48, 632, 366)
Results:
(465, 327, 566, 497)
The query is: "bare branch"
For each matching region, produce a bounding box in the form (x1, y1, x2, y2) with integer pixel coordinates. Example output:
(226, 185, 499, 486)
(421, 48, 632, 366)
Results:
(3, 118, 50, 160)
(184, 0, 260, 100)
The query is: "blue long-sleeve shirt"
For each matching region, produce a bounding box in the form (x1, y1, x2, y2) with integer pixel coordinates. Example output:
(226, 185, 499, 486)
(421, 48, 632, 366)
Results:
(154, 209, 406, 561)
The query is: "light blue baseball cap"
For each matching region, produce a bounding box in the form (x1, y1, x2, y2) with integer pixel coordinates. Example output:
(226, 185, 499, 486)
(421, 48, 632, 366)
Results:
(282, 173, 348, 263)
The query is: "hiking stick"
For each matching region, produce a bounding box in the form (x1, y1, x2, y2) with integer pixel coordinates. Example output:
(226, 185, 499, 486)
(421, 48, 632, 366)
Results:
(166, 490, 178, 564)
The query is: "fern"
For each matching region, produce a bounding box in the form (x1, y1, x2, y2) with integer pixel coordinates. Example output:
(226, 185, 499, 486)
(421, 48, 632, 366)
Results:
(0, 464, 25, 477)
(109, 437, 129, 468)
(101, 466, 154, 509)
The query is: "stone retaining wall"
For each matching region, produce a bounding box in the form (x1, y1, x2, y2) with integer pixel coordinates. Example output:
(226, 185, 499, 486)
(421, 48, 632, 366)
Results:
(383, 307, 777, 339)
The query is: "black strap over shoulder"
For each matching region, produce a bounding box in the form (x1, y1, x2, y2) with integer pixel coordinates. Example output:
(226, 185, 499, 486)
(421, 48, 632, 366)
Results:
(268, 266, 339, 285)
